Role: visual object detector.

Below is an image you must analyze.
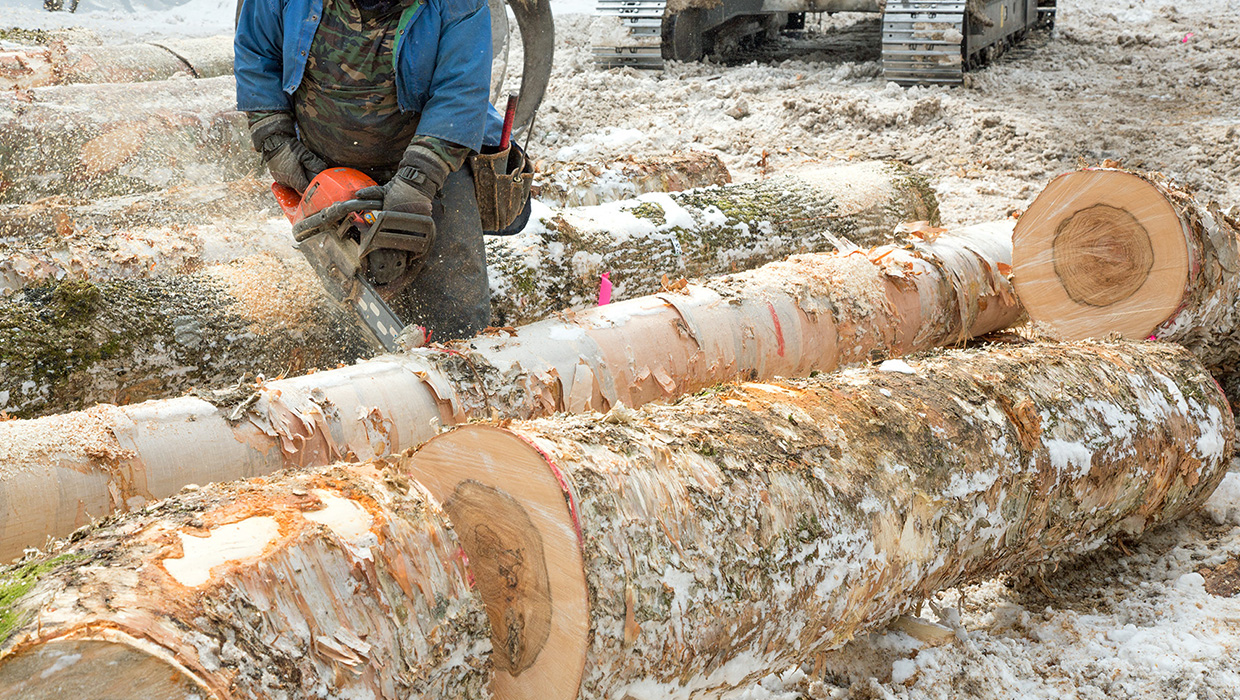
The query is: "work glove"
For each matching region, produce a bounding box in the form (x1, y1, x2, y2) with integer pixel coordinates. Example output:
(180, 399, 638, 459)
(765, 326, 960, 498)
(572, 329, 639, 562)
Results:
(355, 146, 450, 217)
(249, 112, 327, 193)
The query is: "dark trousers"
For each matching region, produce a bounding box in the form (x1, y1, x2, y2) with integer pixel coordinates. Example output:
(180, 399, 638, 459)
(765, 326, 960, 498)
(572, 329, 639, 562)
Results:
(386, 167, 491, 341)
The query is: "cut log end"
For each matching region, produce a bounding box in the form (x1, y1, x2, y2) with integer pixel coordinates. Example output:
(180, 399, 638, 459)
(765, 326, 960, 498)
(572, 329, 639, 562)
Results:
(0, 637, 208, 700)
(1013, 169, 1190, 339)
(404, 426, 588, 700)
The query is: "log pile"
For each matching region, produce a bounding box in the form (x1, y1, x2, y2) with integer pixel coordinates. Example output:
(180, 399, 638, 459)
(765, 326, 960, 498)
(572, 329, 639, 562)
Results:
(0, 220, 1020, 560)
(0, 161, 939, 418)
(1, 340, 1230, 699)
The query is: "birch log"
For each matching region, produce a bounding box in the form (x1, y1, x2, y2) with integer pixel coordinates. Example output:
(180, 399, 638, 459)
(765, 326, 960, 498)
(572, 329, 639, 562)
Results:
(0, 36, 234, 91)
(0, 220, 1020, 561)
(0, 463, 491, 699)
(490, 160, 939, 324)
(0, 75, 253, 204)
(531, 152, 731, 208)
(405, 341, 1234, 700)
(0, 162, 939, 417)
(1013, 168, 1240, 371)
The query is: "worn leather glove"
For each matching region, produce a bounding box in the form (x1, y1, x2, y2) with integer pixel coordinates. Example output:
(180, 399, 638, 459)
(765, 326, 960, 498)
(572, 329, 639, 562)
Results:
(355, 146, 450, 216)
(249, 112, 327, 193)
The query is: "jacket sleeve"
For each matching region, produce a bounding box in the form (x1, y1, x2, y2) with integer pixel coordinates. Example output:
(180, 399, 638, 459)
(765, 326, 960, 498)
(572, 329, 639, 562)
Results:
(413, 0, 495, 151)
(235, 0, 291, 112)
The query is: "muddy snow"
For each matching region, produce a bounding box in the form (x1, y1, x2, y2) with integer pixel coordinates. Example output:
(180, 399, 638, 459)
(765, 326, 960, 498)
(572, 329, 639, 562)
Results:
(4, 0, 1240, 696)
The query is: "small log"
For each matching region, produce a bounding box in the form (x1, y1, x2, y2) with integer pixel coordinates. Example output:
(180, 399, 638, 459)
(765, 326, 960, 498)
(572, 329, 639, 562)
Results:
(0, 163, 940, 417)
(405, 340, 1233, 699)
(489, 160, 940, 324)
(1013, 168, 1240, 371)
(0, 463, 491, 699)
(0, 75, 254, 204)
(531, 152, 731, 208)
(0, 221, 1020, 561)
(0, 36, 234, 91)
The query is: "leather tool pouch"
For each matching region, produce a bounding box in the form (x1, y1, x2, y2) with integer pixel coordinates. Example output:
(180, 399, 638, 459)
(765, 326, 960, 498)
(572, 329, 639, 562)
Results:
(470, 143, 534, 235)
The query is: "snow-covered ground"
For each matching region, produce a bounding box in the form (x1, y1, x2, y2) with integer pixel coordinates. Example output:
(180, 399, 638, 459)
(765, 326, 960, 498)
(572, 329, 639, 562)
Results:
(4, 0, 1240, 696)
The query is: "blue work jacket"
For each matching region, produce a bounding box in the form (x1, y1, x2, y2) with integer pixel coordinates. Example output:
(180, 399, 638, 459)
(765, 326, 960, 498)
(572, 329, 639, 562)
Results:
(234, 0, 504, 150)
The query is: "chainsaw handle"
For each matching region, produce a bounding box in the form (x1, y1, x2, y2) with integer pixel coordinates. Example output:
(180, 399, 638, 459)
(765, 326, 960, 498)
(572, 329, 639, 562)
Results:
(291, 199, 384, 241)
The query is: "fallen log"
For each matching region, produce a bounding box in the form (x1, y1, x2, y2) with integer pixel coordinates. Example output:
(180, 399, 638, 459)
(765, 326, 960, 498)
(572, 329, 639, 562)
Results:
(531, 151, 731, 208)
(1012, 168, 1240, 371)
(489, 160, 939, 324)
(405, 340, 1234, 700)
(0, 75, 254, 204)
(0, 220, 1020, 561)
(0, 36, 233, 91)
(0, 162, 939, 417)
(0, 153, 729, 295)
(0, 462, 492, 699)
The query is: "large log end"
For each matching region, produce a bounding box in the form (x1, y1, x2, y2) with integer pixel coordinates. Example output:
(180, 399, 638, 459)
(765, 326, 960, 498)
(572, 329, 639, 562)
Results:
(1013, 169, 1191, 339)
(404, 426, 588, 700)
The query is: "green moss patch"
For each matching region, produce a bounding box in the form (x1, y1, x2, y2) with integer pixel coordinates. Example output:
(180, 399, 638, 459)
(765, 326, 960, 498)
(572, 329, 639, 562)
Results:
(0, 553, 83, 643)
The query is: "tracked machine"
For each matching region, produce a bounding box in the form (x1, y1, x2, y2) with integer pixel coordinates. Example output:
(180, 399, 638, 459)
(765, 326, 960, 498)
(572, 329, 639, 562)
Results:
(593, 0, 1056, 85)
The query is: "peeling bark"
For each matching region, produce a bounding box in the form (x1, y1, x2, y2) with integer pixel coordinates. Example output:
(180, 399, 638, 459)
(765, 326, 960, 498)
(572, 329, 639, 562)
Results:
(531, 152, 731, 208)
(1014, 167, 1240, 372)
(406, 340, 1234, 700)
(0, 75, 254, 204)
(0, 463, 491, 700)
(0, 163, 939, 418)
(0, 220, 1020, 561)
(0, 36, 233, 91)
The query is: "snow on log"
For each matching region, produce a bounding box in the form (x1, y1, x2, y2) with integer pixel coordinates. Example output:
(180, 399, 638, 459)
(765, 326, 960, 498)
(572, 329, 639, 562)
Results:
(531, 152, 731, 208)
(489, 160, 939, 324)
(405, 340, 1234, 700)
(0, 75, 253, 204)
(1013, 168, 1240, 371)
(0, 35, 233, 91)
(0, 162, 939, 417)
(0, 462, 491, 699)
(0, 220, 1020, 561)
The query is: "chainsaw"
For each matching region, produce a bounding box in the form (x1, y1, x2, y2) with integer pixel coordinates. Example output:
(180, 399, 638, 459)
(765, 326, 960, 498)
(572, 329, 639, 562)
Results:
(272, 167, 434, 352)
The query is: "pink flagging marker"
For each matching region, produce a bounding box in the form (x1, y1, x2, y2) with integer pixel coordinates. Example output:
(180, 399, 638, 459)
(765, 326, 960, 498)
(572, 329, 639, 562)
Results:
(598, 272, 613, 306)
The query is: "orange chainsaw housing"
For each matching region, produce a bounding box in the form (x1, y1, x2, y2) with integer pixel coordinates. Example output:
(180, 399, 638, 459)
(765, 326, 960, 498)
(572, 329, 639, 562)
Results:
(271, 167, 378, 225)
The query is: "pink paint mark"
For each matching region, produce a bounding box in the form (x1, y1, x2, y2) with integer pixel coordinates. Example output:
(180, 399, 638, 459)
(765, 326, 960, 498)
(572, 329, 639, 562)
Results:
(767, 301, 785, 357)
(1148, 335, 1158, 341)
(1182, 32, 1194, 43)
(598, 272, 613, 306)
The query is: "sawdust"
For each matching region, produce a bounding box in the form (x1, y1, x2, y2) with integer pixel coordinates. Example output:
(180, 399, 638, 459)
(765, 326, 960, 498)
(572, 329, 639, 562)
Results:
(207, 253, 323, 329)
(0, 403, 131, 477)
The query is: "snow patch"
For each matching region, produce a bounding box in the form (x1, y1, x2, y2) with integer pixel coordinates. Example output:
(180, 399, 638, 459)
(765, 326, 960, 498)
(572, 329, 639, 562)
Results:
(878, 360, 916, 375)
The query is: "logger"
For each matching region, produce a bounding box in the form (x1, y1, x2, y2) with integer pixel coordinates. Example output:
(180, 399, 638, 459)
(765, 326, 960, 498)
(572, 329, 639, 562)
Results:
(594, 0, 1057, 85)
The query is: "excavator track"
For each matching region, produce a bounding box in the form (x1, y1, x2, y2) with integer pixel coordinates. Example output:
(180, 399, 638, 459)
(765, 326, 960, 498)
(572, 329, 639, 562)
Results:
(593, 0, 667, 68)
(881, 0, 966, 85)
(592, 0, 1054, 81)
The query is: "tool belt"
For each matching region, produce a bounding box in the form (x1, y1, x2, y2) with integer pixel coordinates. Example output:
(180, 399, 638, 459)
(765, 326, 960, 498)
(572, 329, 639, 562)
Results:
(470, 143, 534, 234)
